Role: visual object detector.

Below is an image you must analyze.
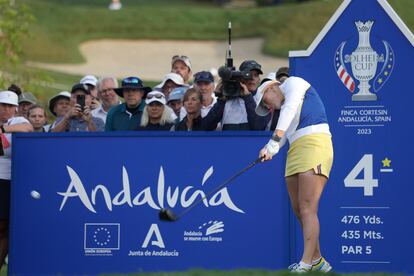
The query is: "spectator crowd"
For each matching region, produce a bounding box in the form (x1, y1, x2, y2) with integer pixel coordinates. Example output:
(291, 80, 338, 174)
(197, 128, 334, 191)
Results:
(1, 56, 291, 133)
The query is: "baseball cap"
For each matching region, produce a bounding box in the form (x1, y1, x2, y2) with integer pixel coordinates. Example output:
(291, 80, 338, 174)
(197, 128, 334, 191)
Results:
(80, 75, 98, 86)
(276, 67, 290, 80)
(155, 73, 188, 90)
(239, 60, 263, 74)
(114, 76, 151, 97)
(48, 91, 71, 116)
(18, 92, 37, 105)
(0, 91, 18, 106)
(168, 87, 187, 103)
(71, 83, 90, 94)
(171, 55, 192, 70)
(145, 91, 166, 105)
(194, 71, 214, 83)
(255, 80, 280, 117)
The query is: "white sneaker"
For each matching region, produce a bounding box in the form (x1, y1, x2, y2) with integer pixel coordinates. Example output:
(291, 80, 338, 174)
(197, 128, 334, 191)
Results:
(109, 2, 122, 10)
(312, 257, 332, 272)
(288, 262, 311, 273)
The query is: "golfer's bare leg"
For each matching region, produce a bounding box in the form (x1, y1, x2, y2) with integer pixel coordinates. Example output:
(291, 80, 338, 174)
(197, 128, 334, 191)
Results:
(298, 170, 327, 264)
(286, 175, 300, 221)
(0, 220, 8, 269)
(313, 242, 322, 261)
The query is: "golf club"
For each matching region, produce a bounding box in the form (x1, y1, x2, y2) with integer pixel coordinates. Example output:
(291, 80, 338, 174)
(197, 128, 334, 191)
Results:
(159, 157, 263, 222)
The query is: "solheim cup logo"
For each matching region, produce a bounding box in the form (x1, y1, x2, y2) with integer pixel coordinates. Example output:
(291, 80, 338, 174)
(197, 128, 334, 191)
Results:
(335, 20, 395, 101)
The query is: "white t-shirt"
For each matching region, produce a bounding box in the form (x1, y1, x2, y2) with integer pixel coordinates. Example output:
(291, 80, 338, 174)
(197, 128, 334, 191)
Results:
(0, 116, 30, 180)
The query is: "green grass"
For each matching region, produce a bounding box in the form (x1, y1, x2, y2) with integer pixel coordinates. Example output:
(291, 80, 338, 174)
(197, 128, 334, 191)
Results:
(20, 0, 414, 64)
(21, 0, 342, 63)
(0, 265, 401, 275)
(3, 0, 412, 106)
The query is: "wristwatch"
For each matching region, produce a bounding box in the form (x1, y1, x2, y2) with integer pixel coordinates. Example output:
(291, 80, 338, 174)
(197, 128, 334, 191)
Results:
(271, 134, 281, 142)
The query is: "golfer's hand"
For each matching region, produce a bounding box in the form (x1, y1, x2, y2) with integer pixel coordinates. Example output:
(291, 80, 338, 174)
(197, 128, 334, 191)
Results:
(259, 139, 280, 161)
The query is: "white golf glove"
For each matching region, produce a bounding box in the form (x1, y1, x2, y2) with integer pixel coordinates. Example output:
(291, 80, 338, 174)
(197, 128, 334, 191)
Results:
(264, 139, 280, 157)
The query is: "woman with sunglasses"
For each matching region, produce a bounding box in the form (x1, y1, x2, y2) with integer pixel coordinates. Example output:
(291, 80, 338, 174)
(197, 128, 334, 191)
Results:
(138, 91, 175, 131)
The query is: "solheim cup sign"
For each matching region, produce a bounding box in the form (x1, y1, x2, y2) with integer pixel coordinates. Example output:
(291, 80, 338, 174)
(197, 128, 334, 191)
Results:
(335, 20, 394, 101)
(290, 0, 414, 273)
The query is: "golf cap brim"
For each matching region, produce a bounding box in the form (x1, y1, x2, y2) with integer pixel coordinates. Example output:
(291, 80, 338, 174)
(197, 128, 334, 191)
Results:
(254, 80, 280, 117)
(114, 86, 151, 98)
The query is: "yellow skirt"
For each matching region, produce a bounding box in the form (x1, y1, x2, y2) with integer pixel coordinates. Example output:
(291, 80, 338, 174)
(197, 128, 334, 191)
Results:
(285, 133, 333, 178)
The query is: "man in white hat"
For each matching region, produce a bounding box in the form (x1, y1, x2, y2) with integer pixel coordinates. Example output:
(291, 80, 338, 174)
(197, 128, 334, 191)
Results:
(46, 91, 71, 131)
(155, 72, 188, 100)
(80, 75, 101, 110)
(0, 90, 33, 271)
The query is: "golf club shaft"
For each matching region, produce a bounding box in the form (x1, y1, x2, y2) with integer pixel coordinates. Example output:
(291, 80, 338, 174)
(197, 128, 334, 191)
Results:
(176, 157, 263, 219)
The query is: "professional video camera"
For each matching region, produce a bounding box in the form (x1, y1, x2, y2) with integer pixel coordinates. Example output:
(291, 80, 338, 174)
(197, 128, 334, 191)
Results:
(218, 22, 252, 98)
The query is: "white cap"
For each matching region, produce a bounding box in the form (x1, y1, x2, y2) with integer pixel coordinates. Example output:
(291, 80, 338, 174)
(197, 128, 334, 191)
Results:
(48, 91, 71, 116)
(80, 75, 98, 86)
(155, 73, 187, 90)
(145, 91, 166, 105)
(0, 91, 19, 106)
(254, 80, 280, 117)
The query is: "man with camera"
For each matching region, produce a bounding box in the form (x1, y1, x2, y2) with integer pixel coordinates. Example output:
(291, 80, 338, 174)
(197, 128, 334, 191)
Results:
(204, 59, 268, 130)
(51, 83, 105, 132)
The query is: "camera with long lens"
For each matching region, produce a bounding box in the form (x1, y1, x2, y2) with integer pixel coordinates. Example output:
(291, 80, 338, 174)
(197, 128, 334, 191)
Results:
(218, 66, 251, 98)
(218, 21, 252, 98)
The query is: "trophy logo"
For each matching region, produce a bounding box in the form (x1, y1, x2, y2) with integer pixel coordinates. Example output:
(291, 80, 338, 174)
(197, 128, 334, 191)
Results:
(334, 20, 395, 101)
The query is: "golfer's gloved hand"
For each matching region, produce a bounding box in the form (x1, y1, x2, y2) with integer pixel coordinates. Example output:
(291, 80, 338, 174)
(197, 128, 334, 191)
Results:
(259, 139, 280, 161)
(265, 139, 280, 156)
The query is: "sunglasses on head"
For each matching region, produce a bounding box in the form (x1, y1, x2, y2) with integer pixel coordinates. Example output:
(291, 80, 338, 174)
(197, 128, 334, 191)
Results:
(123, 77, 142, 84)
(172, 55, 189, 61)
(147, 93, 165, 100)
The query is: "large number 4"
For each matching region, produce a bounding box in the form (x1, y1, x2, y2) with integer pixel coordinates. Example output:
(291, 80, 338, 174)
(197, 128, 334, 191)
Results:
(344, 154, 378, 196)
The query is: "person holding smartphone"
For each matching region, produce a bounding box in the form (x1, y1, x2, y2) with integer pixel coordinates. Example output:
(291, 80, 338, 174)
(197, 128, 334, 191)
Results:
(50, 83, 104, 132)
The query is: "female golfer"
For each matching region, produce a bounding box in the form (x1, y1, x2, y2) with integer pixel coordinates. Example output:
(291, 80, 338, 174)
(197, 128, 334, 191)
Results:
(255, 77, 333, 272)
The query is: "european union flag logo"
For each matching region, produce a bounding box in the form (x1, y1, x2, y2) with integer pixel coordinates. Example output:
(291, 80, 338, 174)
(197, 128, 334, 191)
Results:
(84, 223, 120, 250)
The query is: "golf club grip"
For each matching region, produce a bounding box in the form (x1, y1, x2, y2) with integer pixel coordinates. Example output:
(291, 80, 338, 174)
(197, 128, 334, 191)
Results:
(177, 158, 262, 219)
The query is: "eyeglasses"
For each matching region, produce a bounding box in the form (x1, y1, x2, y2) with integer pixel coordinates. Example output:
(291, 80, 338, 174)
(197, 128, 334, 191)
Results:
(147, 93, 165, 100)
(100, 88, 115, 94)
(123, 77, 142, 84)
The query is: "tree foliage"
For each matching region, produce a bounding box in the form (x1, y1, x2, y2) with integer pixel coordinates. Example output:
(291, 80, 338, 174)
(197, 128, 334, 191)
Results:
(0, 0, 35, 89)
(0, 0, 33, 63)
